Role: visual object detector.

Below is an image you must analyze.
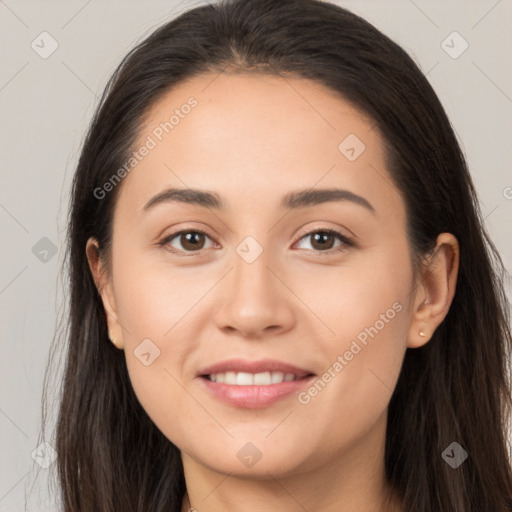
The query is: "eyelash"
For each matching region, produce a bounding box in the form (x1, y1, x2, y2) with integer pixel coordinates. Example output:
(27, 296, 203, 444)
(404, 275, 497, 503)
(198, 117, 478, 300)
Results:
(158, 227, 354, 256)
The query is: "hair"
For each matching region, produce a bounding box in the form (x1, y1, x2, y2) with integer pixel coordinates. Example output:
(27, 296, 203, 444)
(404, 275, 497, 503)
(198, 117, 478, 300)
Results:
(37, 0, 512, 510)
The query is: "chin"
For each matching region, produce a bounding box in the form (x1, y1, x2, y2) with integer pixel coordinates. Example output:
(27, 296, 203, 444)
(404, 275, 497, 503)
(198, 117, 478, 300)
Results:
(181, 437, 316, 478)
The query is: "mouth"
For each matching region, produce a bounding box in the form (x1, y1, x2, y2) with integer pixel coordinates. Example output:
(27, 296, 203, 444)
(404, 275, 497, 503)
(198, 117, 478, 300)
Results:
(197, 359, 316, 408)
(203, 371, 308, 385)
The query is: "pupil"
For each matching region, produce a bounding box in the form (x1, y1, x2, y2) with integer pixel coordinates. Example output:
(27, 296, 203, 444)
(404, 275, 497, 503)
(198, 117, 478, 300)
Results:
(313, 232, 334, 250)
(183, 232, 203, 250)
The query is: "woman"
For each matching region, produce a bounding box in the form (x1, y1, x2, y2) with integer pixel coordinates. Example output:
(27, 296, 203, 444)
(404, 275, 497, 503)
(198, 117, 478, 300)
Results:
(41, 0, 512, 510)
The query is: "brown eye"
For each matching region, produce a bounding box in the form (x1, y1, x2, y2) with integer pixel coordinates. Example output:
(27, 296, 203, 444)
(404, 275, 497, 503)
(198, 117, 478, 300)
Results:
(180, 231, 206, 251)
(295, 229, 352, 253)
(161, 229, 214, 253)
(310, 231, 336, 250)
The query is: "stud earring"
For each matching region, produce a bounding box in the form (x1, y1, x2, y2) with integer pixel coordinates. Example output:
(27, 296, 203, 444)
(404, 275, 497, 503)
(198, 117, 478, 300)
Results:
(419, 330, 426, 337)
(109, 332, 119, 349)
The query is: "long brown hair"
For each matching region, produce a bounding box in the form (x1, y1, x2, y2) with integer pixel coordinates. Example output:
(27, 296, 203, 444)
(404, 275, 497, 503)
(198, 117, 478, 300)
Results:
(38, 0, 512, 510)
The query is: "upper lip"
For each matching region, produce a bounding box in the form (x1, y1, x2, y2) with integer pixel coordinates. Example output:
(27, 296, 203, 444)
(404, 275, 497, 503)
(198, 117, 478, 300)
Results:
(198, 359, 315, 378)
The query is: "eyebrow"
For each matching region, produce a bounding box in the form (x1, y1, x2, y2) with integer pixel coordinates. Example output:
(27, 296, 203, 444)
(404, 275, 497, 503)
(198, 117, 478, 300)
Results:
(142, 187, 375, 214)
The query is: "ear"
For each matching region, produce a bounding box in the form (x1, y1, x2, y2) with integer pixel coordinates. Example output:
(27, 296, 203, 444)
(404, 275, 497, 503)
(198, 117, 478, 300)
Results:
(85, 237, 124, 350)
(407, 233, 459, 348)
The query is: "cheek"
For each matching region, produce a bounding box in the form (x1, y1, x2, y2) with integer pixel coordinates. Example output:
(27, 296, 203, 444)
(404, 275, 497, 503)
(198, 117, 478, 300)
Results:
(293, 297, 408, 457)
(125, 359, 205, 453)
(295, 243, 412, 419)
(112, 247, 211, 340)
(111, 251, 214, 444)
(292, 239, 413, 346)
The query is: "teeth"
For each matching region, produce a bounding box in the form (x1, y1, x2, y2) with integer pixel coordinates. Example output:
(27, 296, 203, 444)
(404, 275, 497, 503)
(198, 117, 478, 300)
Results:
(236, 372, 254, 385)
(208, 371, 299, 385)
(271, 371, 284, 383)
(253, 371, 271, 385)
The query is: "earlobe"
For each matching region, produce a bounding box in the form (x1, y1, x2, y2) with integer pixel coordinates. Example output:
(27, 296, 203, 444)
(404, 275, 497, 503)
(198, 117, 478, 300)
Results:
(85, 237, 124, 349)
(407, 233, 459, 349)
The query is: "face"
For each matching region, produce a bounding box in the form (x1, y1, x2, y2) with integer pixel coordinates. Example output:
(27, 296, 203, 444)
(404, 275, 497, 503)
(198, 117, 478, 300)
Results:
(90, 72, 423, 478)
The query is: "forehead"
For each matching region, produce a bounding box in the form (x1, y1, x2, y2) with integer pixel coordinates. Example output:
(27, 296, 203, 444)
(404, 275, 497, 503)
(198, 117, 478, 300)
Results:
(138, 71, 378, 158)
(116, 71, 403, 222)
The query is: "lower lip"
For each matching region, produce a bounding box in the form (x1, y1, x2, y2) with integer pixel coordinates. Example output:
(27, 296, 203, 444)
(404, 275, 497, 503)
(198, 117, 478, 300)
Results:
(199, 376, 315, 408)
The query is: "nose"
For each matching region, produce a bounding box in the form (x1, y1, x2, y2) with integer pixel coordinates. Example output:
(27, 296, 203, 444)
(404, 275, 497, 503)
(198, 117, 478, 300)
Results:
(213, 246, 296, 339)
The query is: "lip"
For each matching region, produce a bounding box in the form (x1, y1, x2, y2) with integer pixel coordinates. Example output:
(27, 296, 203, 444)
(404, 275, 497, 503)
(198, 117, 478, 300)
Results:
(197, 358, 315, 409)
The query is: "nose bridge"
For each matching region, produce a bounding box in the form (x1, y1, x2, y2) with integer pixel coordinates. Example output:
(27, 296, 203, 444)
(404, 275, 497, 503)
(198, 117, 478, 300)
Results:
(231, 235, 277, 304)
(213, 233, 295, 336)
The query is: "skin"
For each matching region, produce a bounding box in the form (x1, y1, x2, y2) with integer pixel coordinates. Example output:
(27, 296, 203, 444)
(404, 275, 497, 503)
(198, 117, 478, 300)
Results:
(86, 72, 459, 512)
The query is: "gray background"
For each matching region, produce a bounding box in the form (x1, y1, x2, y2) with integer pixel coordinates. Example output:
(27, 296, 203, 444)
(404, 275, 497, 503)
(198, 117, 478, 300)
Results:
(1, 0, 511, 510)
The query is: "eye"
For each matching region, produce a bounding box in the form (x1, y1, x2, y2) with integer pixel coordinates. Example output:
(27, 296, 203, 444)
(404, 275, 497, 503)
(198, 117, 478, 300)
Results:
(159, 228, 215, 254)
(158, 227, 353, 256)
(294, 228, 353, 254)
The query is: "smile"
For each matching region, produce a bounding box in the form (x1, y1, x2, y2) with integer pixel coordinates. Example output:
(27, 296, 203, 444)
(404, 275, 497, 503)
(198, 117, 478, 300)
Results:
(207, 371, 301, 385)
(197, 359, 316, 408)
